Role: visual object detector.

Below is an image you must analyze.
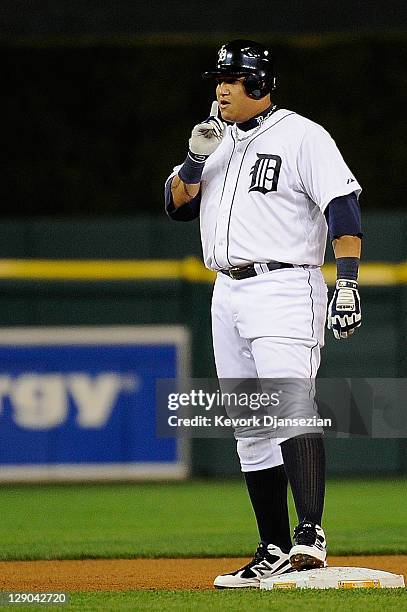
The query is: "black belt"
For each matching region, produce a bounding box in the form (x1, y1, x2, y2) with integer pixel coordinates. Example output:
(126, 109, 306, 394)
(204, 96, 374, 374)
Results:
(220, 261, 294, 280)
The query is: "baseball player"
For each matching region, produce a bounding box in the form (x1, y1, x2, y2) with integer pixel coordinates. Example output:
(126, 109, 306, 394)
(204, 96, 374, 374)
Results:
(165, 40, 362, 588)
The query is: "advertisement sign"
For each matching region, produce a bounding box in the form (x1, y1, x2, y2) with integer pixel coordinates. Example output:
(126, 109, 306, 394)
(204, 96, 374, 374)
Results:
(0, 326, 189, 481)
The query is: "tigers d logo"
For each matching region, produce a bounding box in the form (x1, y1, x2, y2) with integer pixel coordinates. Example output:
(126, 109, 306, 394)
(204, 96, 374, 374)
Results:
(249, 154, 282, 195)
(218, 46, 227, 62)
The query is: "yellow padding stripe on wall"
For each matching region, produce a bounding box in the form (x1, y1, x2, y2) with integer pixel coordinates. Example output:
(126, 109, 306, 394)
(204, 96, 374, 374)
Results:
(0, 258, 405, 286)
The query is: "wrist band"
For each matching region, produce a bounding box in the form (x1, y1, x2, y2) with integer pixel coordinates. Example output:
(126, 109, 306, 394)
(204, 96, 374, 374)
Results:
(336, 257, 359, 281)
(178, 151, 208, 184)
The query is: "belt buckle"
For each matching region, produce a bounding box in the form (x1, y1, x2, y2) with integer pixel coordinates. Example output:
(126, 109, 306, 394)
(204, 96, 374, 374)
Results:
(228, 266, 241, 280)
(229, 264, 252, 280)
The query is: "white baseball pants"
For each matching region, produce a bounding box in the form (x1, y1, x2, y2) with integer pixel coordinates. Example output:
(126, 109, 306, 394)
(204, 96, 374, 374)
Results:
(211, 266, 328, 471)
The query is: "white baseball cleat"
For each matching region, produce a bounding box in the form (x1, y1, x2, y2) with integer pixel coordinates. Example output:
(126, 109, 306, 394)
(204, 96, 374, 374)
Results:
(214, 543, 292, 589)
(289, 521, 327, 570)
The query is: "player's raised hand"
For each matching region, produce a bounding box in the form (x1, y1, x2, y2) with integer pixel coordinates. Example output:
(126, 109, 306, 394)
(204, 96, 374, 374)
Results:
(189, 101, 227, 158)
(327, 279, 361, 339)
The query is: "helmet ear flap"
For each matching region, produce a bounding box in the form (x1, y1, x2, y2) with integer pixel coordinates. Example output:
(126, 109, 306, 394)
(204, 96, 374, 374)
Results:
(243, 74, 270, 99)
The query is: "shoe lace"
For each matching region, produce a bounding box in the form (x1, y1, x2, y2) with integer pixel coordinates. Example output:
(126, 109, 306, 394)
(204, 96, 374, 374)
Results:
(241, 543, 267, 570)
(294, 523, 317, 546)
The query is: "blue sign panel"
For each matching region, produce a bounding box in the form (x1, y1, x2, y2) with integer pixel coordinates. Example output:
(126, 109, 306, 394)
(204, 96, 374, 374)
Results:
(0, 326, 189, 480)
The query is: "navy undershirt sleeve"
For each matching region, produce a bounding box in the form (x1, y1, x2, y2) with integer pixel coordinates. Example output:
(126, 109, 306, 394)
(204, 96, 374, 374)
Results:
(324, 193, 363, 241)
(164, 176, 201, 222)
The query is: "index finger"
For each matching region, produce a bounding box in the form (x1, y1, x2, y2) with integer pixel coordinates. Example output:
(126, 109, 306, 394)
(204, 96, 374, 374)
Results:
(209, 100, 219, 118)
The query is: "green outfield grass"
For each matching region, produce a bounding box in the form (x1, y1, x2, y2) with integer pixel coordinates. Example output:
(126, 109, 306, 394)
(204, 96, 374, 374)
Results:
(2, 590, 407, 612)
(57, 589, 407, 611)
(2, 590, 406, 612)
(0, 478, 405, 560)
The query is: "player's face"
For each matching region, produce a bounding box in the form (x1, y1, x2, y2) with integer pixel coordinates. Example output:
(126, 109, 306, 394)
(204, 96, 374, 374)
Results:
(216, 76, 270, 123)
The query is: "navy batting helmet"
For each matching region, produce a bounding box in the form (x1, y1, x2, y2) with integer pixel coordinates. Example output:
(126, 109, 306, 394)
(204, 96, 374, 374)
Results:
(202, 39, 276, 100)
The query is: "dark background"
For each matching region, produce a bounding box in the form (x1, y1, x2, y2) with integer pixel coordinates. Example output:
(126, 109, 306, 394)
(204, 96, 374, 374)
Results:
(2, 2, 407, 216)
(1, 0, 406, 36)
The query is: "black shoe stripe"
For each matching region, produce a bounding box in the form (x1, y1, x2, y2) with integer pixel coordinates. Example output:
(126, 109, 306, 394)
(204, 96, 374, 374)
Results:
(243, 557, 290, 578)
(256, 559, 290, 577)
(270, 559, 291, 574)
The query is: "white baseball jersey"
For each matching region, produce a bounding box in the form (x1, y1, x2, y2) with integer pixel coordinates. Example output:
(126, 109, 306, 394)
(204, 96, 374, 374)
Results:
(168, 108, 361, 270)
(167, 106, 362, 469)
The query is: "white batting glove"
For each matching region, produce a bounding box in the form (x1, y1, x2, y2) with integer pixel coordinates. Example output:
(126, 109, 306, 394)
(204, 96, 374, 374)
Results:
(189, 101, 226, 158)
(327, 279, 361, 340)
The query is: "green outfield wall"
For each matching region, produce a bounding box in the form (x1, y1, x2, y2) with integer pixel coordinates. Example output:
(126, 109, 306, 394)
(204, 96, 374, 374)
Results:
(0, 213, 405, 261)
(0, 214, 405, 476)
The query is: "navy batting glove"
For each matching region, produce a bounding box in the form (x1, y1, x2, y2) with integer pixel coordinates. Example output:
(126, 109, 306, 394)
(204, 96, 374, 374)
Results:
(327, 279, 361, 339)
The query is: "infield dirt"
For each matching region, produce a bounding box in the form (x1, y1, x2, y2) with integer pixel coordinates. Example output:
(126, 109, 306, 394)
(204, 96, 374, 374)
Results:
(0, 556, 405, 590)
